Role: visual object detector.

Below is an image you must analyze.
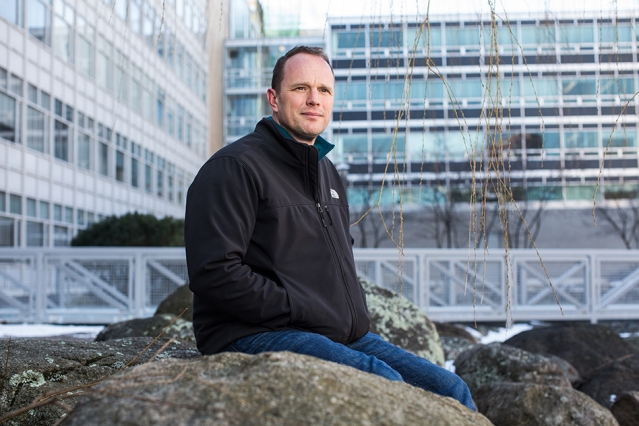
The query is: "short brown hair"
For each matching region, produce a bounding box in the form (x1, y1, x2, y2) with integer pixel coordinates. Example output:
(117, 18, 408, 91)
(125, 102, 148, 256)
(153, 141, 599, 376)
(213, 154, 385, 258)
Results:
(271, 46, 333, 92)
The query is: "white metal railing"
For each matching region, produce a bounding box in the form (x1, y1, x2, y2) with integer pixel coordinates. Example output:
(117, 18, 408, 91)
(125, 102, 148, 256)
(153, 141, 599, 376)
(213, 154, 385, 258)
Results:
(1, 248, 639, 324)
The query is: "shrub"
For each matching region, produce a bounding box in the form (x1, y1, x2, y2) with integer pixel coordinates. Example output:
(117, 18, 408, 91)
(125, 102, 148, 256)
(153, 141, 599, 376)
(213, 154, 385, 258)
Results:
(71, 212, 184, 246)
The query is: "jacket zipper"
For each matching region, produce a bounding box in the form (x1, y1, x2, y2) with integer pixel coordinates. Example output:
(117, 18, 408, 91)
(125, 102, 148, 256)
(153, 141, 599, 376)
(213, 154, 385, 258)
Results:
(315, 201, 358, 342)
(307, 147, 358, 342)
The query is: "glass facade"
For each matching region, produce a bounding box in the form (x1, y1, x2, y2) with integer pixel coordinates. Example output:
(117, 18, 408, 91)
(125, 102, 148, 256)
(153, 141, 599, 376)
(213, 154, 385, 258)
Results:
(0, 0, 211, 247)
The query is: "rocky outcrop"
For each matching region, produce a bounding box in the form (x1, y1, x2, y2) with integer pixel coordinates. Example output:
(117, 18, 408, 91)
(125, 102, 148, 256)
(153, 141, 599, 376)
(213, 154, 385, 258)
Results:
(155, 283, 193, 321)
(435, 322, 478, 361)
(0, 338, 200, 426)
(611, 391, 639, 426)
(60, 351, 490, 426)
(360, 278, 445, 366)
(95, 313, 195, 343)
(473, 382, 619, 426)
(454, 343, 573, 392)
(504, 323, 638, 408)
(578, 352, 639, 409)
(504, 323, 636, 376)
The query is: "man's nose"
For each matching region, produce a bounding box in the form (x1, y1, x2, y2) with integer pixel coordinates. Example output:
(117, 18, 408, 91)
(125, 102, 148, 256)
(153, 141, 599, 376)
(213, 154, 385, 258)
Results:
(307, 89, 320, 105)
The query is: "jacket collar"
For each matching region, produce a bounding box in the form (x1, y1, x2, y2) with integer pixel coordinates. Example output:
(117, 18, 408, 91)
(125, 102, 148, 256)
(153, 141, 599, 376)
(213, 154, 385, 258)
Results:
(266, 116, 334, 160)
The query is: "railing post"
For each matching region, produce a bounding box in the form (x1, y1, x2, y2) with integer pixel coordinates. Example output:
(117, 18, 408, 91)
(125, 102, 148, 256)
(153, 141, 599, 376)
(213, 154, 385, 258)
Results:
(35, 251, 46, 323)
(134, 252, 146, 318)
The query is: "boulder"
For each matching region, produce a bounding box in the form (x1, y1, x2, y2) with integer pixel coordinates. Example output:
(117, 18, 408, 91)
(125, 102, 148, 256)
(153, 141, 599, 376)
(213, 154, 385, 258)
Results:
(441, 336, 477, 361)
(60, 351, 491, 426)
(435, 322, 479, 343)
(0, 338, 200, 426)
(455, 343, 573, 392)
(155, 283, 193, 322)
(504, 323, 636, 376)
(360, 278, 445, 366)
(95, 314, 195, 343)
(474, 382, 619, 426)
(611, 391, 639, 426)
(578, 352, 639, 408)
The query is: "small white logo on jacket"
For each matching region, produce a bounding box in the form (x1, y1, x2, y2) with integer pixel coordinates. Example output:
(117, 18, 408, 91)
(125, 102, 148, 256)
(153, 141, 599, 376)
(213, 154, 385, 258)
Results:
(330, 189, 339, 199)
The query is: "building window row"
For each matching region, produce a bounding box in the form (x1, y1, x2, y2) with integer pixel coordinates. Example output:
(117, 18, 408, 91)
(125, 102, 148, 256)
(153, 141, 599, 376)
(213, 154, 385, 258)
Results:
(0, 69, 192, 206)
(0, 190, 105, 247)
(331, 18, 639, 57)
(332, 125, 638, 163)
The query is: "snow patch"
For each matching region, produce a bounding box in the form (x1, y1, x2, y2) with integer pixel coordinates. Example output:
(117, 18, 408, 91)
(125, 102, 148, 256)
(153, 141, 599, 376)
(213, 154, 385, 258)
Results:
(479, 324, 534, 344)
(0, 324, 104, 339)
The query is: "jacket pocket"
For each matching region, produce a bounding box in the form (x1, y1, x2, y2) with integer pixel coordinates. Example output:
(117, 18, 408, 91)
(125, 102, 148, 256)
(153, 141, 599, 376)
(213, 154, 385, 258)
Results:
(273, 268, 298, 325)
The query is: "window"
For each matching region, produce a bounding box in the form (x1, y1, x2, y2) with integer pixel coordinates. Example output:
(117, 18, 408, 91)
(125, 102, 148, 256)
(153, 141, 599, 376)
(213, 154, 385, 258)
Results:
(115, 0, 128, 21)
(54, 225, 69, 246)
(40, 91, 50, 110)
(26, 198, 37, 217)
(131, 157, 139, 187)
(39, 201, 49, 219)
(28, 84, 38, 103)
(77, 209, 85, 226)
(77, 132, 92, 169)
(446, 27, 478, 47)
(27, 107, 48, 152)
(54, 120, 70, 161)
(143, 2, 155, 48)
(332, 31, 366, 51)
(27, 0, 52, 46)
(64, 207, 73, 224)
(0, 0, 23, 25)
(98, 142, 109, 176)
(9, 194, 21, 214)
(564, 131, 598, 149)
(0, 93, 19, 142)
(115, 150, 125, 182)
(26, 222, 45, 246)
(9, 74, 22, 95)
(129, 0, 141, 33)
(53, 0, 75, 63)
(520, 24, 556, 45)
(598, 23, 633, 43)
(559, 24, 594, 45)
(370, 28, 403, 50)
(76, 15, 95, 78)
(0, 217, 16, 247)
(562, 78, 597, 96)
(54, 204, 62, 221)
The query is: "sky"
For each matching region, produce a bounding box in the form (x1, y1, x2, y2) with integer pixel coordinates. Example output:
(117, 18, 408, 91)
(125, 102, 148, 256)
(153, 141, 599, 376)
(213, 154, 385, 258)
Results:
(259, 0, 639, 31)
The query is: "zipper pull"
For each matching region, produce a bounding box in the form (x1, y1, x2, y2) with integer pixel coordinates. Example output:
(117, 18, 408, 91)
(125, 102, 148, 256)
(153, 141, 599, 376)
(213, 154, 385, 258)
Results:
(324, 205, 334, 226)
(316, 203, 327, 227)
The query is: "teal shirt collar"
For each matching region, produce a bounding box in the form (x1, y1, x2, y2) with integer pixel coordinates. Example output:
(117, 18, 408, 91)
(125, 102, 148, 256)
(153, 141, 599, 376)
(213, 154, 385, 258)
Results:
(268, 116, 334, 160)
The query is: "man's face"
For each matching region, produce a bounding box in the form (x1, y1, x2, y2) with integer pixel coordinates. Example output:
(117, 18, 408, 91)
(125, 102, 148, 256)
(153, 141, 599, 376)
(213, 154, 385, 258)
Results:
(267, 53, 334, 145)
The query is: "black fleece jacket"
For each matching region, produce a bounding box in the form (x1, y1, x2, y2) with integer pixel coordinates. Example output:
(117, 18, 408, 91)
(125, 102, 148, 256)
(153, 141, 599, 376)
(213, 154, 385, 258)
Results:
(185, 118, 370, 355)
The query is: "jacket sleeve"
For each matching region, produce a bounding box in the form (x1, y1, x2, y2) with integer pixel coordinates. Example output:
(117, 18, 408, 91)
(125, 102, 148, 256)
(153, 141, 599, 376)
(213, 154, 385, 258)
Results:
(185, 156, 291, 327)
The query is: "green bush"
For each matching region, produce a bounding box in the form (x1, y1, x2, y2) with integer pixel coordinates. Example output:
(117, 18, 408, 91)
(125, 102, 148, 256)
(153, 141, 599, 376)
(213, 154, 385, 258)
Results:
(71, 212, 184, 246)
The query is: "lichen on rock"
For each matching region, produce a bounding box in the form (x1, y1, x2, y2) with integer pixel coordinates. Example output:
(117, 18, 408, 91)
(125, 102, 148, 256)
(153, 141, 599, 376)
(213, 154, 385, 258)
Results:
(360, 277, 445, 366)
(9, 370, 46, 388)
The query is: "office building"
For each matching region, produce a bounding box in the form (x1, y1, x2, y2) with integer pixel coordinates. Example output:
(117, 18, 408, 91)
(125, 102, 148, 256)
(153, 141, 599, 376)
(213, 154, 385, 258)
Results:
(224, 10, 639, 248)
(0, 0, 211, 246)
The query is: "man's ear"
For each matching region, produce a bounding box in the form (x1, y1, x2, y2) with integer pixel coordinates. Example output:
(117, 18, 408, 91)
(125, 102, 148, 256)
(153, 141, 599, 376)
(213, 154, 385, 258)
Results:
(267, 88, 278, 112)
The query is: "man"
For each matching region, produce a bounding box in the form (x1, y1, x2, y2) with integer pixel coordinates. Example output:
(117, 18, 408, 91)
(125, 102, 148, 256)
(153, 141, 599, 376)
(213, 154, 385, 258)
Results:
(185, 46, 475, 410)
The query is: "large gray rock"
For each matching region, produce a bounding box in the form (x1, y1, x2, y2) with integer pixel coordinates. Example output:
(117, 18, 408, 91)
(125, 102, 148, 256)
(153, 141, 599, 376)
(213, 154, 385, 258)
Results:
(455, 343, 573, 392)
(611, 391, 639, 426)
(0, 338, 200, 426)
(60, 351, 491, 426)
(95, 313, 195, 342)
(361, 278, 445, 366)
(578, 352, 639, 409)
(474, 382, 619, 426)
(436, 322, 479, 361)
(155, 283, 193, 321)
(504, 323, 636, 377)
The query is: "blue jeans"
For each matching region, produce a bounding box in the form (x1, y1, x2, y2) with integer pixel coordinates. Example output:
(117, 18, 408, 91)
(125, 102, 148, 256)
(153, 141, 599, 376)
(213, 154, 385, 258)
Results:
(222, 330, 476, 411)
